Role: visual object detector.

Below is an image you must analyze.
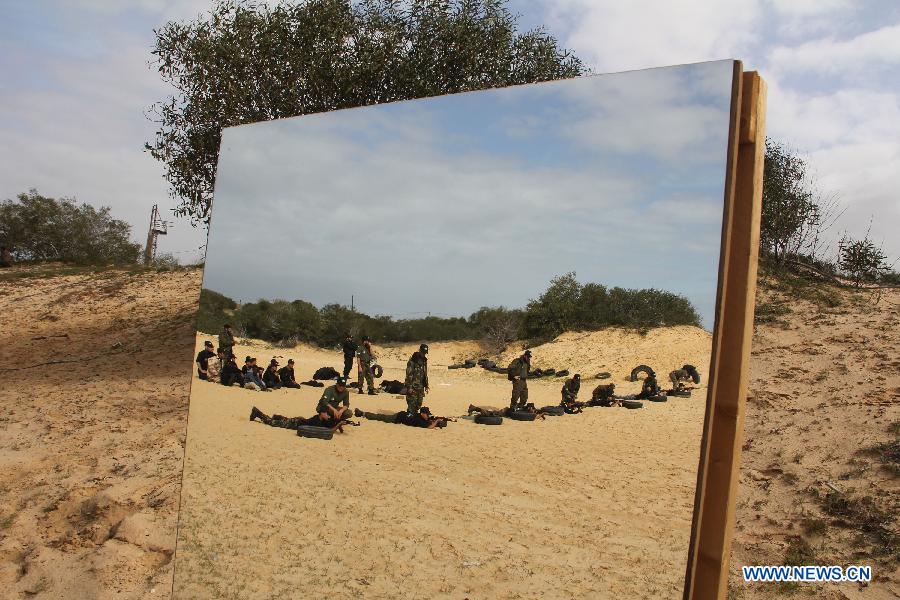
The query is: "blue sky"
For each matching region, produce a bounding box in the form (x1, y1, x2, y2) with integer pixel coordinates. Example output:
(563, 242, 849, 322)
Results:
(2, 1, 898, 269)
(202, 61, 733, 327)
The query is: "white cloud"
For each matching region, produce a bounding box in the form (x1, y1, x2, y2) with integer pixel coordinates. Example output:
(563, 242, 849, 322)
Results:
(768, 23, 900, 74)
(543, 0, 761, 73)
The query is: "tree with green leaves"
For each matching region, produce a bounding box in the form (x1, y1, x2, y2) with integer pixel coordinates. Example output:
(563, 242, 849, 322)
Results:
(146, 0, 584, 226)
(838, 234, 889, 288)
(760, 139, 841, 266)
(0, 189, 141, 265)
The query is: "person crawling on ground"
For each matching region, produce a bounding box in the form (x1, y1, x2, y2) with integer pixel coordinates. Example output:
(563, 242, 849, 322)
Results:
(317, 377, 353, 422)
(467, 402, 547, 420)
(586, 383, 620, 407)
(279, 358, 302, 388)
(669, 364, 701, 391)
(243, 357, 269, 391)
(636, 373, 660, 399)
(220, 356, 244, 387)
(249, 405, 358, 432)
(263, 358, 283, 390)
(560, 374, 583, 413)
(196, 340, 216, 380)
(355, 405, 449, 429)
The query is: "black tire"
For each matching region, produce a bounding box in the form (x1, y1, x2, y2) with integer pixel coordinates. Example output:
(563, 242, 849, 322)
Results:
(540, 406, 565, 416)
(621, 400, 643, 409)
(448, 364, 463, 370)
(464, 359, 476, 367)
(507, 411, 537, 422)
(543, 368, 556, 376)
(371, 364, 384, 378)
(595, 372, 611, 379)
(556, 370, 569, 377)
(463, 363, 476, 369)
(629, 365, 655, 382)
(669, 390, 692, 397)
(647, 395, 667, 403)
(474, 415, 503, 425)
(297, 425, 334, 440)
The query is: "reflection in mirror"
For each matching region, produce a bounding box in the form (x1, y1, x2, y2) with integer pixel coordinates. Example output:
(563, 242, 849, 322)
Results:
(174, 60, 737, 598)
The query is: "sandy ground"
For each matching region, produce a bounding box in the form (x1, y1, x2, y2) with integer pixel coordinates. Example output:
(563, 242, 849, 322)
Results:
(728, 281, 900, 600)
(0, 266, 198, 599)
(3, 265, 897, 599)
(173, 328, 712, 599)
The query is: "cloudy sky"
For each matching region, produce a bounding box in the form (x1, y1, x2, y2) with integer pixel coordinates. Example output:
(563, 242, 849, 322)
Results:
(2, 1, 898, 268)
(203, 61, 733, 327)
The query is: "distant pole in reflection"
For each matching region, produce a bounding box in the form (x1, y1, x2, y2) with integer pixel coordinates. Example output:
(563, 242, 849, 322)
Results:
(351, 295, 354, 311)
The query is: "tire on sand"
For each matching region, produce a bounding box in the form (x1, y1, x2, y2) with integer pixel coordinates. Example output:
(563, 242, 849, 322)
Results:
(475, 415, 503, 425)
(507, 410, 537, 422)
(621, 399, 643, 409)
(297, 425, 334, 440)
(647, 394, 667, 402)
(371, 364, 384, 378)
(629, 365, 655, 382)
(669, 390, 692, 397)
(540, 405, 565, 416)
(595, 372, 611, 379)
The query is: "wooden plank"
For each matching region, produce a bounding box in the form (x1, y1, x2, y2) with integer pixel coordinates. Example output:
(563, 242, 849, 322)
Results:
(685, 70, 767, 600)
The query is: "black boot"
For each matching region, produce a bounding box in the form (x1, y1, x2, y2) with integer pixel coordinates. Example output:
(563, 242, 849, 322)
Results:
(368, 389, 377, 395)
(354, 408, 365, 418)
(468, 404, 478, 414)
(250, 406, 262, 422)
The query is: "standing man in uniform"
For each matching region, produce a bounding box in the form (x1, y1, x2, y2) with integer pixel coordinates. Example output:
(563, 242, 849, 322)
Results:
(507, 349, 532, 410)
(341, 333, 358, 379)
(219, 324, 236, 360)
(404, 344, 430, 413)
(356, 335, 377, 395)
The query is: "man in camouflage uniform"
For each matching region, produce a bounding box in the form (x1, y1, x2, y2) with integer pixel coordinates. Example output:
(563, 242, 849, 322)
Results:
(587, 383, 617, 407)
(560, 373, 583, 413)
(249, 377, 354, 429)
(218, 324, 236, 360)
(669, 364, 700, 391)
(636, 373, 660, 399)
(467, 402, 546, 419)
(404, 343, 429, 413)
(507, 349, 532, 410)
(356, 336, 377, 395)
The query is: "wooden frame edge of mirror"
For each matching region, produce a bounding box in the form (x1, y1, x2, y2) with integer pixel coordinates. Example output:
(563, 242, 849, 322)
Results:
(684, 65, 768, 600)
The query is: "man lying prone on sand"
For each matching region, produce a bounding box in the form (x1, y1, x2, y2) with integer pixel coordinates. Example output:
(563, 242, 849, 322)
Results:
(355, 406, 450, 429)
(467, 403, 547, 419)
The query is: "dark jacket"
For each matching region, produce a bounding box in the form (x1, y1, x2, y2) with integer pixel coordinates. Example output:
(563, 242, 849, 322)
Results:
(342, 339, 358, 359)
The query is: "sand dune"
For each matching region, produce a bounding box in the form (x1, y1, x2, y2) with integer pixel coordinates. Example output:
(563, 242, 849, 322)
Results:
(173, 328, 712, 599)
(0, 266, 198, 599)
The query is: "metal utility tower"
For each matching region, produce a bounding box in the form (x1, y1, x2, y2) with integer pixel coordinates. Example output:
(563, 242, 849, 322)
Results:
(143, 204, 169, 265)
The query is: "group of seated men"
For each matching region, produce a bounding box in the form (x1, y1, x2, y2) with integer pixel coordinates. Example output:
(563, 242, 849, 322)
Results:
(195, 340, 302, 391)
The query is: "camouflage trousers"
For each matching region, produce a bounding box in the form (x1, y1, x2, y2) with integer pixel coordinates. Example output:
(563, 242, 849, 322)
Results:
(406, 388, 425, 413)
(510, 379, 528, 408)
(358, 362, 375, 392)
(362, 411, 400, 424)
